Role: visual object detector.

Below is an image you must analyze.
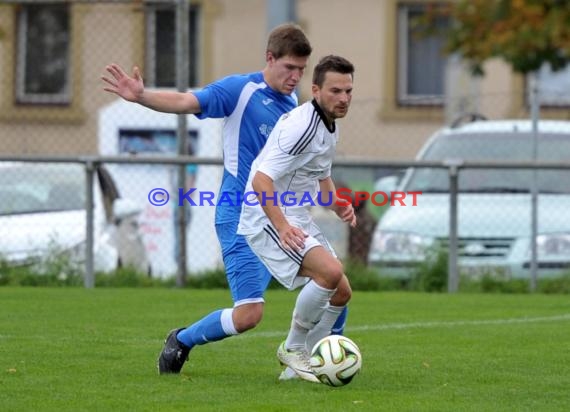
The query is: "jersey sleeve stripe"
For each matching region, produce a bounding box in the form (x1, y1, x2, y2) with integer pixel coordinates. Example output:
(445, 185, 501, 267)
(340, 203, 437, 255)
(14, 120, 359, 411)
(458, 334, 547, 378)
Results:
(294, 124, 319, 155)
(288, 110, 319, 155)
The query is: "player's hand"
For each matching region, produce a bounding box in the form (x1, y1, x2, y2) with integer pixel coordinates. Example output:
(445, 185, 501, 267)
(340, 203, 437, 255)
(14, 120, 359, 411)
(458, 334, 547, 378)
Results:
(102, 63, 144, 103)
(335, 203, 357, 227)
(278, 225, 308, 252)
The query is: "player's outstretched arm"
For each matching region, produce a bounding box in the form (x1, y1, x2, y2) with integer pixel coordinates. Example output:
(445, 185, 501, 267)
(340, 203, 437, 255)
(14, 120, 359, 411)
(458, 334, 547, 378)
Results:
(101, 63, 201, 114)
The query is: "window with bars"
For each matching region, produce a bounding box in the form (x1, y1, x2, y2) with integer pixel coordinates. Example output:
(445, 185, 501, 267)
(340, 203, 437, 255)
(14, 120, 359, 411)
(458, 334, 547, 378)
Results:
(397, 3, 449, 106)
(16, 3, 70, 105)
(145, 3, 200, 88)
(531, 64, 570, 107)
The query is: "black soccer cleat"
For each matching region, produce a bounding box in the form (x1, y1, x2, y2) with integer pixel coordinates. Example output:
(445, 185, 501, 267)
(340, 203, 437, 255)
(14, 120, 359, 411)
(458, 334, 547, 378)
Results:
(157, 328, 190, 374)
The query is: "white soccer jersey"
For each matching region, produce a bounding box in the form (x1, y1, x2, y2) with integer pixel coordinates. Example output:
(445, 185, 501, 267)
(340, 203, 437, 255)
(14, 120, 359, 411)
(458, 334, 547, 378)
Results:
(238, 99, 339, 236)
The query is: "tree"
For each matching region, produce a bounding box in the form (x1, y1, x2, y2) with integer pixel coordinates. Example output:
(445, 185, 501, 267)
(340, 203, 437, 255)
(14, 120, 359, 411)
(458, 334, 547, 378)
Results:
(423, 0, 570, 75)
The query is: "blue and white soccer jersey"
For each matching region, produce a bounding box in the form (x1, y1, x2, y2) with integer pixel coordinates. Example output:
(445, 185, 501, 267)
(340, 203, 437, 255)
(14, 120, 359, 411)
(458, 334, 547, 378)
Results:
(238, 99, 339, 290)
(193, 72, 298, 305)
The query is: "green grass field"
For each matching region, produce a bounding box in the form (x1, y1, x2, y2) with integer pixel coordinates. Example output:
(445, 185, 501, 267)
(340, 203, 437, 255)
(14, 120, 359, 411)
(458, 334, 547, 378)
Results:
(1, 288, 570, 412)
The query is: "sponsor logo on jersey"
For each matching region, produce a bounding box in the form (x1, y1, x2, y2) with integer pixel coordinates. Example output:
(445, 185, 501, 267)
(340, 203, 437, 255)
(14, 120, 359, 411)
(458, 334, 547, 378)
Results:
(259, 124, 273, 137)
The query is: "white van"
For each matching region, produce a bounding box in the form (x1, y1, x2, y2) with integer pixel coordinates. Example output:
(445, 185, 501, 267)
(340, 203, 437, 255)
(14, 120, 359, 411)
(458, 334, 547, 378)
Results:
(99, 99, 223, 277)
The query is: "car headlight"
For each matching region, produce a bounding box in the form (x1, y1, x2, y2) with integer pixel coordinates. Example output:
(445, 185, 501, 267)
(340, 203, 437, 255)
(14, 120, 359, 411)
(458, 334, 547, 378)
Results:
(370, 231, 431, 259)
(534, 233, 570, 257)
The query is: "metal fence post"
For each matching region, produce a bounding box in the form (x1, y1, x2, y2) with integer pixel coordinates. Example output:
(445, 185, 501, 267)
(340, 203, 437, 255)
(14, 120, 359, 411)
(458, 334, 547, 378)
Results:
(446, 159, 462, 293)
(175, 0, 189, 287)
(84, 160, 95, 288)
(529, 72, 539, 293)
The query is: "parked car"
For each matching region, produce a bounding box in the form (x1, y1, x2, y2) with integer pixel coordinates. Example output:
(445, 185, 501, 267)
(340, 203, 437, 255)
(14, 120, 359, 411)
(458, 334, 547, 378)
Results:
(368, 117, 570, 279)
(0, 162, 150, 274)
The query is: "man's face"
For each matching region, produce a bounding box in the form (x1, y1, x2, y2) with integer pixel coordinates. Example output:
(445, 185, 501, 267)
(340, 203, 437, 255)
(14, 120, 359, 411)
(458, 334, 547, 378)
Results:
(313, 72, 353, 121)
(267, 53, 308, 95)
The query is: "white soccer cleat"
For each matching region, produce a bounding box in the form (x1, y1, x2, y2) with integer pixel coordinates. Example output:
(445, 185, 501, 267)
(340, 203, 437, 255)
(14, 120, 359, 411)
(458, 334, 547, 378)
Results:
(276, 341, 319, 383)
(278, 366, 300, 381)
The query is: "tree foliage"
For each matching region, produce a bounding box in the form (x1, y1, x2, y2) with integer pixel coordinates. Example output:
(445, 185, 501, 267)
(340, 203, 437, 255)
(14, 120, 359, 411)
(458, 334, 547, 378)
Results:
(423, 0, 570, 74)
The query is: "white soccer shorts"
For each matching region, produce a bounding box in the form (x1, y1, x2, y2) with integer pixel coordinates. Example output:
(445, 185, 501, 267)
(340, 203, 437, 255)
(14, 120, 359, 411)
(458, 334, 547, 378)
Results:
(244, 218, 337, 291)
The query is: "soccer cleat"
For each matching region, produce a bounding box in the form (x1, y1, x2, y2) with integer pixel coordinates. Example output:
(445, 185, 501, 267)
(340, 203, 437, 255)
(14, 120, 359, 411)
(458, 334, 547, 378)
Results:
(276, 341, 319, 383)
(278, 366, 301, 381)
(157, 328, 190, 374)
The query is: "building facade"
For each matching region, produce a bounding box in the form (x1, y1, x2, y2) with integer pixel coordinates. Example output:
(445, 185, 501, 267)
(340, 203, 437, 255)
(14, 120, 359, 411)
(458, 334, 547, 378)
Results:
(1, 0, 569, 159)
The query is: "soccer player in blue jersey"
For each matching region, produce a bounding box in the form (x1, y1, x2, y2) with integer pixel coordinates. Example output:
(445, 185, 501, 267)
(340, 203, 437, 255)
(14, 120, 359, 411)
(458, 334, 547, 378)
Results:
(102, 23, 347, 379)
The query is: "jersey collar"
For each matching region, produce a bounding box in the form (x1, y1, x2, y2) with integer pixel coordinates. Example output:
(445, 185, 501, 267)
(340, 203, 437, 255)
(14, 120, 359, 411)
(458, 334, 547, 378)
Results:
(311, 99, 335, 133)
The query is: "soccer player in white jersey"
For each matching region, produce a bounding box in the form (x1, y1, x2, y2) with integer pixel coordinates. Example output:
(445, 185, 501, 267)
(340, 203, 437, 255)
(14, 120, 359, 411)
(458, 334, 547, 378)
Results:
(102, 24, 348, 378)
(238, 55, 356, 382)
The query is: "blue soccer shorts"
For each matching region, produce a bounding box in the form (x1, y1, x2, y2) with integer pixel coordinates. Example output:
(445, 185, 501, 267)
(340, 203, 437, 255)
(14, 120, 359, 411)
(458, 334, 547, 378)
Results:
(215, 221, 273, 306)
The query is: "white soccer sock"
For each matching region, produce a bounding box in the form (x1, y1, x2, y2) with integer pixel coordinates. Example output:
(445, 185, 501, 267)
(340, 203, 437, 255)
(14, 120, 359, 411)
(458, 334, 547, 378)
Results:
(306, 305, 345, 352)
(285, 280, 335, 351)
(220, 308, 238, 336)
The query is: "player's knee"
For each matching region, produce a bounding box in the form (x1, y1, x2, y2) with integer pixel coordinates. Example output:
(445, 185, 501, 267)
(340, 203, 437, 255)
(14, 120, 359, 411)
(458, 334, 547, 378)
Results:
(331, 276, 352, 306)
(330, 282, 352, 306)
(233, 304, 263, 333)
(323, 261, 344, 288)
(310, 260, 343, 289)
(338, 282, 352, 304)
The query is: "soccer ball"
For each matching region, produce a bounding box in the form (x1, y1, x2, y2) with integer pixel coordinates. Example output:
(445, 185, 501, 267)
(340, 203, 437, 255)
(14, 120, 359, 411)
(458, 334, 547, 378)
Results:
(309, 335, 362, 387)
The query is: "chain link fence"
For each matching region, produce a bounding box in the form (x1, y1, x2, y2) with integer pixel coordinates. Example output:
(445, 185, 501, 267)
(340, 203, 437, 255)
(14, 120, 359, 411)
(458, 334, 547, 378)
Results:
(2, 0, 570, 290)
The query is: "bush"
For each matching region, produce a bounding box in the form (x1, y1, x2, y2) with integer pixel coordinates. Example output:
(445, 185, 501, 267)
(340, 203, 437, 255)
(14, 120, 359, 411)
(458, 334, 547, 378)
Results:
(2, 252, 570, 294)
(95, 266, 171, 287)
(459, 274, 529, 294)
(343, 259, 403, 291)
(538, 274, 570, 294)
(0, 257, 83, 287)
(410, 248, 448, 292)
(185, 267, 228, 289)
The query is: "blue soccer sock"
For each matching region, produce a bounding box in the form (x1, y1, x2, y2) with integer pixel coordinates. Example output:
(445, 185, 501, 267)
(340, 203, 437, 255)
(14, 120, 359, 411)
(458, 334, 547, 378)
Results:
(176, 308, 238, 349)
(331, 306, 348, 335)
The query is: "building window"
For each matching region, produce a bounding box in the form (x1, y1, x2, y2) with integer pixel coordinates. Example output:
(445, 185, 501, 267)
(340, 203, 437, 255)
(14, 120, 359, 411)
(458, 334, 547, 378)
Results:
(16, 3, 71, 104)
(533, 63, 570, 107)
(397, 3, 449, 106)
(145, 3, 200, 88)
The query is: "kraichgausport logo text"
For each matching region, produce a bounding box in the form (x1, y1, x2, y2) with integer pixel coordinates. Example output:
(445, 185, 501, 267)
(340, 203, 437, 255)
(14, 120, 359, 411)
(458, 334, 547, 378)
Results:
(147, 188, 422, 207)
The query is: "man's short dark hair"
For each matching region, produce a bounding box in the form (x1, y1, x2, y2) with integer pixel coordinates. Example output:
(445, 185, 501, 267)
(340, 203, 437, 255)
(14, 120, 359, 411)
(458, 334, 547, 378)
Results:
(312, 55, 355, 87)
(266, 23, 312, 59)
